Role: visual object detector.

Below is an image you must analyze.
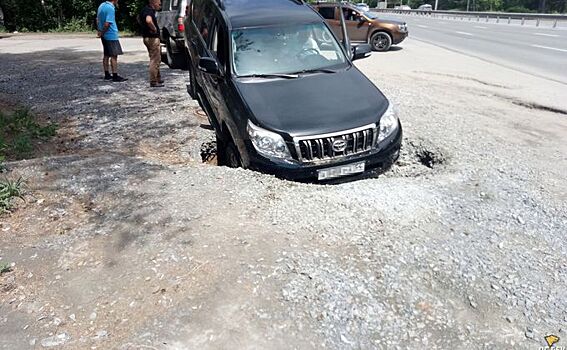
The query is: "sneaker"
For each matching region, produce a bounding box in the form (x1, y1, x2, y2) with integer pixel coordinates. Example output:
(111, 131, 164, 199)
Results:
(150, 82, 165, 88)
(104, 75, 112, 80)
(112, 76, 128, 82)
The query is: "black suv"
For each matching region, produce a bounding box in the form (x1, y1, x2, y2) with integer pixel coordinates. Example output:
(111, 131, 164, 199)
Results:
(184, 0, 402, 181)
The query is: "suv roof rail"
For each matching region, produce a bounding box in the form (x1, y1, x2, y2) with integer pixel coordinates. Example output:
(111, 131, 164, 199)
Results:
(215, 0, 225, 10)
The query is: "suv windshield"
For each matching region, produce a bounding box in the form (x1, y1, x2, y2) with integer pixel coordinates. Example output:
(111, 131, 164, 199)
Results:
(231, 22, 348, 77)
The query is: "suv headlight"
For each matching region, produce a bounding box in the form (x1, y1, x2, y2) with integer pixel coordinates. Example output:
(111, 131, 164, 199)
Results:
(378, 103, 399, 143)
(398, 24, 408, 32)
(247, 121, 292, 160)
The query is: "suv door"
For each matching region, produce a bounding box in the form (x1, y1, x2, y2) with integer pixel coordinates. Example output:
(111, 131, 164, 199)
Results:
(202, 16, 228, 121)
(316, 5, 341, 39)
(341, 7, 370, 42)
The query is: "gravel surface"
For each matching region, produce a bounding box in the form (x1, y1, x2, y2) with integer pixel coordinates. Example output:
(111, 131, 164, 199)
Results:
(0, 34, 566, 350)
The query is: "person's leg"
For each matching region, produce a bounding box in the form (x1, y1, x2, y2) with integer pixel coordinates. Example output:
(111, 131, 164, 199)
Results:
(103, 55, 111, 79)
(110, 40, 127, 82)
(149, 38, 162, 86)
(102, 38, 112, 79)
(144, 38, 157, 85)
(110, 56, 118, 74)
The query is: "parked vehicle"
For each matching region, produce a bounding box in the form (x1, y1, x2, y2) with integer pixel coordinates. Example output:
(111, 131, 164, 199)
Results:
(184, 0, 402, 181)
(312, 2, 408, 52)
(157, 0, 188, 69)
(417, 4, 433, 10)
(394, 5, 412, 10)
(355, 3, 370, 11)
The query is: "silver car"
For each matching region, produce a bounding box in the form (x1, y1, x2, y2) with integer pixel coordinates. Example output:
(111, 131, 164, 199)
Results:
(355, 3, 370, 12)
(157, 0, 188, 69)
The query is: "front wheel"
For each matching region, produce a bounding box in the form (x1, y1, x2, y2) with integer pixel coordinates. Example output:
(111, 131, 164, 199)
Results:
(217, 135, 241, 168)
(370, 32, 392, 52)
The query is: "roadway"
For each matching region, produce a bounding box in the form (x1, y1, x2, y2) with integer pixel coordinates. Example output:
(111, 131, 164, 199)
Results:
(376, 14, 567, 84)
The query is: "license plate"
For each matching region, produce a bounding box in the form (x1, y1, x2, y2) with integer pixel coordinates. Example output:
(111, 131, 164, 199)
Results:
(317, 161, 365, 180)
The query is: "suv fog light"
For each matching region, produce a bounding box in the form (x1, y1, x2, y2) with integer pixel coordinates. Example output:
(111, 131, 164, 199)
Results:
(247, 121, 292, 160)
(378, 103, 399, 143)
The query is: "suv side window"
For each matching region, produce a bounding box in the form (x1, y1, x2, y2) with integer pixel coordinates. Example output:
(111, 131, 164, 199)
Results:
(343, 8, 361, 21)
(197, 2, 213, 42)
(192, 0, 204, 31)
(208, 19, 227, 68)
(318, 7, 336, 20)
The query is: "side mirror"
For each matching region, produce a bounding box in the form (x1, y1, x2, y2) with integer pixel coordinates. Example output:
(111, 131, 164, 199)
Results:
(352, 44, 372, 61)
(198, 57, 221, 75)
(358, 16, 366, 23)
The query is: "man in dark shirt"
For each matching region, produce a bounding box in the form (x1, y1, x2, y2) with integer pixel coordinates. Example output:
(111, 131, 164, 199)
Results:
(140, 0, 163, 87)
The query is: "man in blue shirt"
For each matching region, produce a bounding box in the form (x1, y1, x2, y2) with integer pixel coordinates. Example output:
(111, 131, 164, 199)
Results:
(97, 0, 127, 82)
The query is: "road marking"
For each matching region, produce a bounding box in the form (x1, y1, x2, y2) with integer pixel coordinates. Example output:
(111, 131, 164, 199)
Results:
(417, 25, 429, 28)
(456, 31, 474, 36)
(474, 26, 488, 29)
(534, 33, 559, 38)
(531, 44, 567, 53)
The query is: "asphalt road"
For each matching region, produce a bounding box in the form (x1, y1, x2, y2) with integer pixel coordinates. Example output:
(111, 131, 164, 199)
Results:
(379, 14, 567, 84)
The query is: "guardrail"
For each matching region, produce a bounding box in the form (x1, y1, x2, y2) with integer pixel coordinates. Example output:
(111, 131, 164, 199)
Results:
(370, 9, 567, 28)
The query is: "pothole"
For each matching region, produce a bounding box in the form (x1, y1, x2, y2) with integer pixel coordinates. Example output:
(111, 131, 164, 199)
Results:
(200, 139, 217, 165)
(200, 137, 447, 178)
(387, 139, 447, 177)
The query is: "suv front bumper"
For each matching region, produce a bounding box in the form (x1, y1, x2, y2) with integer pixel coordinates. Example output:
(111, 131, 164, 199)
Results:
(247, 126, 402, 181)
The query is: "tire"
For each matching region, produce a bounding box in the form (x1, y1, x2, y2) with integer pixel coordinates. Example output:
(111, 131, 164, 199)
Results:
(370, 32, 392, 52)
(217, 134, 241, 168)
(165, 37, 187, 69)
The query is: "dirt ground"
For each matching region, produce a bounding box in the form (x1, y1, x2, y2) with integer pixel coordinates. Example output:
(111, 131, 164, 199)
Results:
(0, 34, 566, 349)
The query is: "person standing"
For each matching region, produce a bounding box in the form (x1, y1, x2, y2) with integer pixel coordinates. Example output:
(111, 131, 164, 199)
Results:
(97, 0, 127, 82)
(140, 0, 164, 88)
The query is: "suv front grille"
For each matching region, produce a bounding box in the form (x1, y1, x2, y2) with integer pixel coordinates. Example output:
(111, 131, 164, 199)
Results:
(294, 124, 378, 162)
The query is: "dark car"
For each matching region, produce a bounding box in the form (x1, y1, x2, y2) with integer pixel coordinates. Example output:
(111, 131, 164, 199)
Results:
(184, 0, 402, 181)
(312, 2, 408, 51)
(157, 0, 188, 68)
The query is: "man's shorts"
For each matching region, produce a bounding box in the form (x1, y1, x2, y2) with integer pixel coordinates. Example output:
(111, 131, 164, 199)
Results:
(101, 38, 124, 57)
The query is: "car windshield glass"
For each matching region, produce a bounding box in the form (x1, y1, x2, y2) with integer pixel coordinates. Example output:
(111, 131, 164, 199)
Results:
(231, 22, 348, 77)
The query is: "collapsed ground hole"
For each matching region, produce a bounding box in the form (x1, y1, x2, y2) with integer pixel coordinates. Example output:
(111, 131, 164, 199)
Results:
(387, 139, 447, 178)
(200, 138, 218, 165)
(200, 137, 446, 178)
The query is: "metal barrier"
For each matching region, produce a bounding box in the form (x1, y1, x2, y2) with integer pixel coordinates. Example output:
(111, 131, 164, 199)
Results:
(370, 9, 567, 28)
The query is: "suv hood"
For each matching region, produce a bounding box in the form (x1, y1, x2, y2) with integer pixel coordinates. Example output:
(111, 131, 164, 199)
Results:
(373, 18, 405, 25)
(235, 67, 388, 137)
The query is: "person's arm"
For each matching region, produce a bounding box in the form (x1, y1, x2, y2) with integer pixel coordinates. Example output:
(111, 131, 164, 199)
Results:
(145, 15, 158, 33)
(98, 22, 111, 37)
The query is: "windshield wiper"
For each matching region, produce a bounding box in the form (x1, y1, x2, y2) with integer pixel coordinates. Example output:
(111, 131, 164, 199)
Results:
(291, 68, 338, 75)
(238, 73, 299, 79)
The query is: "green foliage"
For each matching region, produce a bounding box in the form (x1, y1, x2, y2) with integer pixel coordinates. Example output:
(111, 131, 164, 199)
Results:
(0, 108, 57, 161)
(0, 0, 149, 33)
(0, 176, 24, 213)
(505, 5, 538, 11)
(0, 261, 13, 274)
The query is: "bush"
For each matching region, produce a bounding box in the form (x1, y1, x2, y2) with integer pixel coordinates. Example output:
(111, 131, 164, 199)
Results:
(505, 6, 536, 12)
(0, 176, 24, 213)
(50, 17, 93, 33)
(0, 107, 56, 213)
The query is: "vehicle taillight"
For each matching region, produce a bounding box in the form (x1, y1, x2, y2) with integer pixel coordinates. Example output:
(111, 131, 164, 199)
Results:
(177, 17, 185, 32)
